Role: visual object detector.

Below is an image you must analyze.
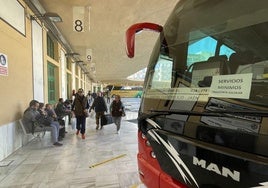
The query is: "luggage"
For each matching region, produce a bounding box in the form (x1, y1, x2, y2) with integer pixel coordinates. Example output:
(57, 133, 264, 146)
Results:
(58, 119, 65, 138)
(59, 127, 65, 138)
(101, 114, 113, 126)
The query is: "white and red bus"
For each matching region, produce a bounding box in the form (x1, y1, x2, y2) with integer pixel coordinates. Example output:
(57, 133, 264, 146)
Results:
(126, 1, 268, 187)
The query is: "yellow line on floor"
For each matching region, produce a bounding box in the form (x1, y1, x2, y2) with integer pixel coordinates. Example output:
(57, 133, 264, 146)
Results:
(89, 154, 127, 168)
(130, 183, 143, 188)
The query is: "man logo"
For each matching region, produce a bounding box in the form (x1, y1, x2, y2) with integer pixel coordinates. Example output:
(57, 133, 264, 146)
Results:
(193, 157, 240, 182)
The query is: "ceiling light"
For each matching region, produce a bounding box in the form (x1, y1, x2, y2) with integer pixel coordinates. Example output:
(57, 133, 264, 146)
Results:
(65, 52, 80, 57)
(31, 12, 62, 22)
(74, 60, 83, 64)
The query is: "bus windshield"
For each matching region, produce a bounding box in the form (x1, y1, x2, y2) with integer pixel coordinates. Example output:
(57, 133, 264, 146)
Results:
(126, 1, 268, 188)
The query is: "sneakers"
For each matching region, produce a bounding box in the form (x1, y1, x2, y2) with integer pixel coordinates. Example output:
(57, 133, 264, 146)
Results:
(82, 134, 85, 139)
(53, 142, 63, 146)
(116, 130, 120, 134)
(76, 130, 80, 135)
(96, 125, 99, 130)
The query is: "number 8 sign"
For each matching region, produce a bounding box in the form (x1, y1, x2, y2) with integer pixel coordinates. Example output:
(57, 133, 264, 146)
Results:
(74, 19, 83, 32)
(73, 6, 90, 32)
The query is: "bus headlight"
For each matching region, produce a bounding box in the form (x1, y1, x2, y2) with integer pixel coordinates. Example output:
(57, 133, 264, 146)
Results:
(141, 133, 146, 139)
(151, 151, 156, 158)
(145, 140, 151, 147)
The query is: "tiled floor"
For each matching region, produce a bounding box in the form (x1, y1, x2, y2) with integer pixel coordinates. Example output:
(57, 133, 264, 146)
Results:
(0, 111, 146, 188)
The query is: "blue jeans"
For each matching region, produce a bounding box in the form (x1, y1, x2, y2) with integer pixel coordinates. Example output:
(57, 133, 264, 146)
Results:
(112, 116, 122, 131)
(76, 115, 86, 134)
(50, 121, 60, 143)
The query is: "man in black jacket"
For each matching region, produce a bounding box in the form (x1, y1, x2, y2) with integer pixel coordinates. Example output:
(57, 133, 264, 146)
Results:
(89, 92, 108, 130)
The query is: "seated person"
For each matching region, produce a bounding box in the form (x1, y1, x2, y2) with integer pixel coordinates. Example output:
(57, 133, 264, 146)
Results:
(44, 103, 58, 121)
(22, 100, 62, 146)
(55, 98, 71, 120)
(64, 99, 73, 124)
(22, 100, 41, 134)
(55, 98, 72, 127)
(46, 103, 66, 139)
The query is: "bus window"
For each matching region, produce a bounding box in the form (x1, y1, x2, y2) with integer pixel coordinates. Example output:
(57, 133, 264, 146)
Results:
(187, 36, 217, 67)
(219, 44, 235, 58)
(150, 55, 173, 89)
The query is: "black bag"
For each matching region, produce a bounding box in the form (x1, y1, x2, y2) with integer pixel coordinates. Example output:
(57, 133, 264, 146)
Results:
(37, 115, 53, 126)
(59, 127, 65, 138)
(58, 119, 65, 125)
(58, 119, 65, 138)
(101, 114, 113, 126)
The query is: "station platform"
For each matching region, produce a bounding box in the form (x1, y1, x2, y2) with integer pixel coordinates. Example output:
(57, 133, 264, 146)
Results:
(0, 110, 146, 188)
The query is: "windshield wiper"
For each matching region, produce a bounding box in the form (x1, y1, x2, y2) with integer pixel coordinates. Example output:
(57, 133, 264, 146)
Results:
(138, 111, 170, 121)
(138, 109, 268, 122)
(152, 109, 268, 116)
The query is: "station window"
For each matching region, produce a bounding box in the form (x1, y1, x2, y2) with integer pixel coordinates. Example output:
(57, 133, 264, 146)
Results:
(47, 34, 55, 59)
(47, 62, 56, 104)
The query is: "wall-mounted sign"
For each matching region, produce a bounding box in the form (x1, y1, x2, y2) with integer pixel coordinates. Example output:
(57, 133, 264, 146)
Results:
(0, 53, 8, 76)
(73, 6, 85, 32)
(73, 6, 91, 32)
(86, 48, 92, 62)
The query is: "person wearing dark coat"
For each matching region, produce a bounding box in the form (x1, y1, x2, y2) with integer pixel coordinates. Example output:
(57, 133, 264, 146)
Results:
(110, 95, 125, 134)
(89, 92, 108, 130)
(72, 88, 89, 139)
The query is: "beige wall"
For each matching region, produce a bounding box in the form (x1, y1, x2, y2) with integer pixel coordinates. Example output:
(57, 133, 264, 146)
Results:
(0, 1, 33, 125)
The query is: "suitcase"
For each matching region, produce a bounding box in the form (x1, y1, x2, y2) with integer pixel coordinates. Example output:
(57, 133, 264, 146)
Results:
(101, 114, 113, 126)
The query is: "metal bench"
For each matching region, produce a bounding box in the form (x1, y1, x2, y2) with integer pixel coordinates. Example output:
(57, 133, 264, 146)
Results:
(19, 119, 52, 140)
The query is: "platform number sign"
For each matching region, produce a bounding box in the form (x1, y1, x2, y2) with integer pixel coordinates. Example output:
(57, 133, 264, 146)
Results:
(73, 6, 90, 32)
(87, 55, 91, 61)
(86, 49, 92, 62)
(74, 20, 83, 32)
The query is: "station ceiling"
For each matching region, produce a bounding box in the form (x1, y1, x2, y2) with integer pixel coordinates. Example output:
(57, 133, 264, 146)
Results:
(30, 0, 178, 85)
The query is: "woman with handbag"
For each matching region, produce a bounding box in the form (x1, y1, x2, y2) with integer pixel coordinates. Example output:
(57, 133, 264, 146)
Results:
(110, 95, 125, 134)
(72, 88, 89, 139)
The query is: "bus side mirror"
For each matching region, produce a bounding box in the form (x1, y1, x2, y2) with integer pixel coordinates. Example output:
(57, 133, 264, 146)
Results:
(125, 22, 163, 58)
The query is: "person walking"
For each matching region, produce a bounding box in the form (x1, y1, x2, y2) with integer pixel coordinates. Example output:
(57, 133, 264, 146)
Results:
(86, 90, 93, 106)
(72, 88, 89, 139)
(110, 95, 125, 134)
(89, 91, 108, 130)
(106, 89, 111, 104)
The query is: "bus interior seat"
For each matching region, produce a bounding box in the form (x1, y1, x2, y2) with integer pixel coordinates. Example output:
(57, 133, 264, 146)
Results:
(190, 55, 228, 87)
(229, 52, 254, 74)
